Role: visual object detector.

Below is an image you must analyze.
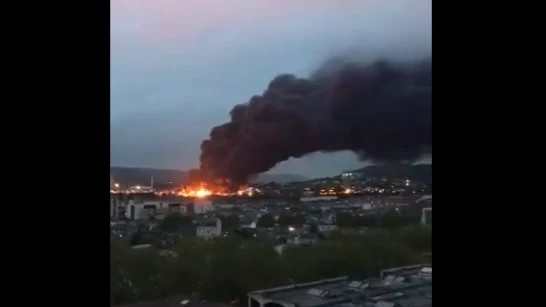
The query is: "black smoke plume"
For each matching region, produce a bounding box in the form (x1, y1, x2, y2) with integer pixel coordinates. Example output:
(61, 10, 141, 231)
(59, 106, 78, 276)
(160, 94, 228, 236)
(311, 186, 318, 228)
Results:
(200, 56, 431, 186)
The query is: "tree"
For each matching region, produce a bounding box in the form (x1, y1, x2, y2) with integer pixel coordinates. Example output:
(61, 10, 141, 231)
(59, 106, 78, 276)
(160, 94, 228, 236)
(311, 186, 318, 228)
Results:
(130, 230, 142, 246)
(158, 213, 194, 232)
(335, 213, 354, 227)
(220, 214, 240, 231)
(335, 213, 377, 228)
(256, 214, 275, 228)
(236, 240, 289, 295)
(277, 213, 305, 227)
(378, 211, 415, 229)
(111, 240, 137, 304)
(395, 225, 432, 253)
(308, 223, 326, 240)
(111, 223, 431, 306)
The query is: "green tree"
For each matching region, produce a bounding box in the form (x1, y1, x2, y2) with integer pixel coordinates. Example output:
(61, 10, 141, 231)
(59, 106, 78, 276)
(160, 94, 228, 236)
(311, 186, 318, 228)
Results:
(237, 239, 290, 293)
(159, 213, 194, 232)
(378, 211, 416, 229)
(335, 213, 377, 228)
(167, 237, 216, 298)
(220, 214, 240, 231)
(111, 240, 136, 304)
(335, 213, 354, 227)
(111, 240, 176, 304)
(130, 230, 142, 246)
(199, 235, 246, 301)
(395, 225, 432, 253)
(256, 214, 275, 228)
(111, 223, 431, 306)
(277, 213, 305, 227)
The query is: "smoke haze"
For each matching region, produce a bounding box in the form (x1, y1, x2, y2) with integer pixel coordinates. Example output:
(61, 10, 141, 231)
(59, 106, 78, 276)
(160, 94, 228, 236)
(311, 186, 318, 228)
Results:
(111, 0, 431, 177)
(200, 56, 431, 185)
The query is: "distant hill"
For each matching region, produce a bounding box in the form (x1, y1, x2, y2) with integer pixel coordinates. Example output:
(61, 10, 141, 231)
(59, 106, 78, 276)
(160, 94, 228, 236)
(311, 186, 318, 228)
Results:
(110, 167, 308, 185)
(352, 163, 432, 181)
(110, 167, 186, 186)
(252, 173, 309, 184)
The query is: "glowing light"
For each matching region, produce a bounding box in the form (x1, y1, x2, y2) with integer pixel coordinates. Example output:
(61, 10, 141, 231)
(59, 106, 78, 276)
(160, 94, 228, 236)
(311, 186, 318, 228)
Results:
(195, 188, 211, 198)
(176, 183, 247, 198)
(177, 186, 213, 198)
(114, 183, 120, 188)
(288, 226, 295, 232)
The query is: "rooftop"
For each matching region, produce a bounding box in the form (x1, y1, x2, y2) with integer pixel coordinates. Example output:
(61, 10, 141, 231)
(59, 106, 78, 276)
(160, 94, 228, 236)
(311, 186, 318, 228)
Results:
(114, 296, 233, 307)
(196, 219, 219, 227)
(248, 265, 431, 307)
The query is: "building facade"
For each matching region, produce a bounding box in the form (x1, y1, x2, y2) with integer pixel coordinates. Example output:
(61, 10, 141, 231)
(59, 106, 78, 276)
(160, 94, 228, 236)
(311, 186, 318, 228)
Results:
(196, 218, 222, 239)
(248, 264, 432, 307)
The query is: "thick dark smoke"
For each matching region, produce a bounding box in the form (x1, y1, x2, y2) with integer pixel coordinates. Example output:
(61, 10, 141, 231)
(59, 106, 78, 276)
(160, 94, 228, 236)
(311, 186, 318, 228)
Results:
(200, 56, 431, 186)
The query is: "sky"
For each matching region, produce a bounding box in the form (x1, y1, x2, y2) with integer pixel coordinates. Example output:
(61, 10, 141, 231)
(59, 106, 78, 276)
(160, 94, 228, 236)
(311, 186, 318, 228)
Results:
(111, 0, 432, 178)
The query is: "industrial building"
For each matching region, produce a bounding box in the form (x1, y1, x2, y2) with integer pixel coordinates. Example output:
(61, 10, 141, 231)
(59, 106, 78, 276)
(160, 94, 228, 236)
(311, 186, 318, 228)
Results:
(248, 264, 431, 307)
(196, 218, 222, 239)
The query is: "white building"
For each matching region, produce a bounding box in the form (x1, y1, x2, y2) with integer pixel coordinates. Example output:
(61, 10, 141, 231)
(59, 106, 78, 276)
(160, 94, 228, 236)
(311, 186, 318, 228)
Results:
(194, 199, 214, 214)
(110, 197, 120, 219)
(196, 218, 222, 239)
(421, 207, 432, 225)
(317, 224, 338, 233)
(294, 234, 317, 246)
(216, 203, 235, 210)
(125, 200, 188, 220)
(300, 196, 338, 202)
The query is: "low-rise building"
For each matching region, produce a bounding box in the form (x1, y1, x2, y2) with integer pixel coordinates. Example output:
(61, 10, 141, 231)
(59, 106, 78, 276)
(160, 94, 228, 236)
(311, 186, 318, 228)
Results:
(194, 199, 214, 214)
(294, 233, 318, 246)
(113, 295, 233, 307)
(317, 223, 338, 233)
(248, 264, 432, 307)
(125, 200, 189, 221)
(196, 218, 222, 239)
(110, 221, 137, 241)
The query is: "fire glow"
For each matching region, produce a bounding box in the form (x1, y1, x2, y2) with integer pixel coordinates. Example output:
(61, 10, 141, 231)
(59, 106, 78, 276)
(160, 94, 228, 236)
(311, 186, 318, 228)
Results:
(177, 183, 252, 198)
(177, 186, 213, 198)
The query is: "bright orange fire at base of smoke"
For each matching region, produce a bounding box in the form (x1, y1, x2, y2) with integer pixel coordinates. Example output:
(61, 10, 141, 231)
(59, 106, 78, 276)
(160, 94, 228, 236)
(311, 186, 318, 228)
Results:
(177, 187, 213, 198)
(176, 184, 248, 198)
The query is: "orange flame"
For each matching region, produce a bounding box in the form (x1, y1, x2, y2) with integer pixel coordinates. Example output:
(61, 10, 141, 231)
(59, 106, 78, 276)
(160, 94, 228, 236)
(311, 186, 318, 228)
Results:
(177, 183, 248, 198)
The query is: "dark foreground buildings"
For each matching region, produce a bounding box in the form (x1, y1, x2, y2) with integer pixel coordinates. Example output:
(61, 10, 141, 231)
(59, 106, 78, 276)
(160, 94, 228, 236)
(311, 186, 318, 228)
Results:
(248, 264, 432, 307)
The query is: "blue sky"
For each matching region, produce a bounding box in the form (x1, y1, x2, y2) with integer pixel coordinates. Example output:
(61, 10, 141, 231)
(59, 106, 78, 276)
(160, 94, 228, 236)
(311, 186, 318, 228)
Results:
(111, 0, 431, 178)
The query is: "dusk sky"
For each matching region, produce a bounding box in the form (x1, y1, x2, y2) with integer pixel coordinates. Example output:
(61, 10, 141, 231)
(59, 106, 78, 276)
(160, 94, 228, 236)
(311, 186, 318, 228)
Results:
(111, 0, 431, 178)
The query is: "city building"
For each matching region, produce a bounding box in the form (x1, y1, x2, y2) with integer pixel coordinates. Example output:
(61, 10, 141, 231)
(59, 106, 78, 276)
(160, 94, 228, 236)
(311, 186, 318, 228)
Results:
(110, 221, 137, 240)
(124, 199, 189, 221)
(110, 196, 121, 219)
(294, 233, 318, 246)
(420, 207, 431, 225)
(194, 199, 214, 214)
(248, 264, 431, 307)
(317, 223, 338, 233)
(196, 218, 222, 239)
(301, 196, 338, 202)
(113, 295, 233, 307)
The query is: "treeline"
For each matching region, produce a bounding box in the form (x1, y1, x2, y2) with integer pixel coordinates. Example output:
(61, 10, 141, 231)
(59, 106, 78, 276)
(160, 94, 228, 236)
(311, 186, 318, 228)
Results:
(111, 224, 431, 305)
(147, 210, 422, 232)
(255, 210, 424, 228)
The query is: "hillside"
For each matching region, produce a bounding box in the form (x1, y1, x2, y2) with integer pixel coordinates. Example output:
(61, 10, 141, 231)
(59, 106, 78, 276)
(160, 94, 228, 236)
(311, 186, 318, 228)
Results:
(110, 167, 308, 185)
(252, 173, 308, 184)
(352, 163, 432, 181)
(110, 167, 186, 185)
